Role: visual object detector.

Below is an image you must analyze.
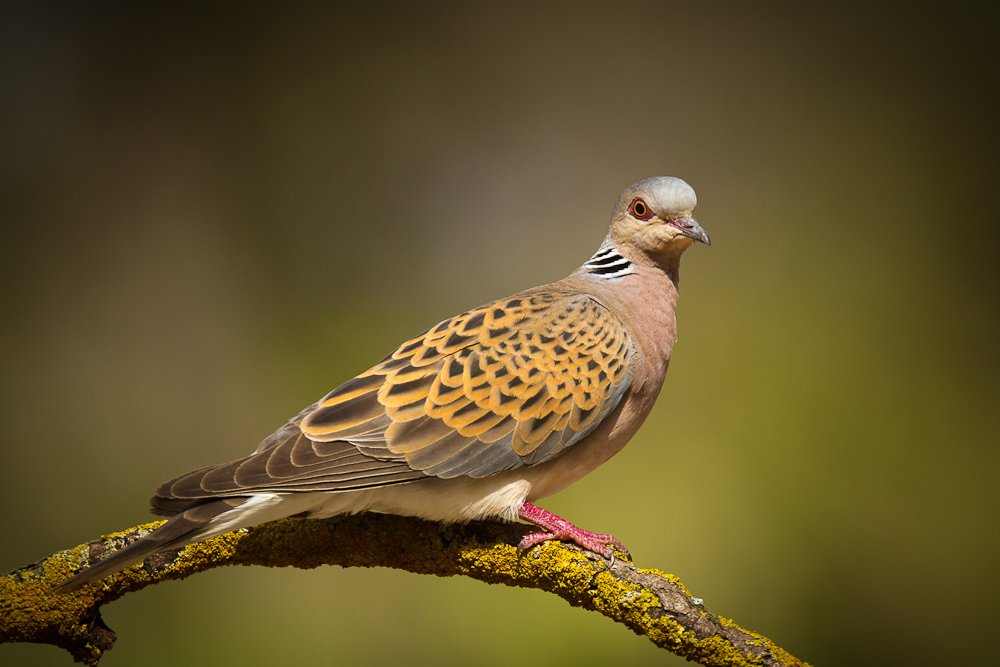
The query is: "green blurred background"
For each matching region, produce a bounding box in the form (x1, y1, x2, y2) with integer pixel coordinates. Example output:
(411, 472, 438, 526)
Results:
(2, 3, 997, 666)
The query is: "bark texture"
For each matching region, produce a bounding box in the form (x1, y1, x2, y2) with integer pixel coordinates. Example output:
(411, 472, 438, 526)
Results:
(1, 514, 809, 666)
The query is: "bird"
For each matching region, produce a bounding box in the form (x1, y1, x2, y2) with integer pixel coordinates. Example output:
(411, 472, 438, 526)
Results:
(60, 176, 710, 591)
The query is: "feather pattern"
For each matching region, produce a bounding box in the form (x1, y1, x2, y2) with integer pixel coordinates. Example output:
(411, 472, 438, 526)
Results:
(153, 288, 632, 508)
(583, 242, 636, 280)
(301, 290, 631, 477)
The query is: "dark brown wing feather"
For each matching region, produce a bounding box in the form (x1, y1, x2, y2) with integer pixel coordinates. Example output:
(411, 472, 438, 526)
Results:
(152, 430, 423, 512)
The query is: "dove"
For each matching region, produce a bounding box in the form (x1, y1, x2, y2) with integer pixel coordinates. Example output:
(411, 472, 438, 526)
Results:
(60, 176, 709, 591)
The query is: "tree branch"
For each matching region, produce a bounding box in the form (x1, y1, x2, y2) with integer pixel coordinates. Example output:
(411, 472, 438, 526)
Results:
(1, 514, 808, 666)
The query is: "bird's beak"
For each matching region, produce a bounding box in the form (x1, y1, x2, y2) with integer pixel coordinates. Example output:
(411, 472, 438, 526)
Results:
(668, 216, 711, 246)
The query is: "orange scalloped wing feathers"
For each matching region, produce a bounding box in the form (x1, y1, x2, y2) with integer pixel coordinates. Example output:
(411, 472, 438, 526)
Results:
(300, 291, 632, 479)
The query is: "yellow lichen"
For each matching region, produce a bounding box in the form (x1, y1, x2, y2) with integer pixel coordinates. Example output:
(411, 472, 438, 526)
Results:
(2, 515, 809, 667)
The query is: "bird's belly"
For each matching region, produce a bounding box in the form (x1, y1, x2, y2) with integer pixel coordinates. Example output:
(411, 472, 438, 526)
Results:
(298, 475, 532, 523)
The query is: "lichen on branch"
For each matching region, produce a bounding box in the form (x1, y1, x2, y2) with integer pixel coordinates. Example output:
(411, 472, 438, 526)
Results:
(1, 514, 809, 666)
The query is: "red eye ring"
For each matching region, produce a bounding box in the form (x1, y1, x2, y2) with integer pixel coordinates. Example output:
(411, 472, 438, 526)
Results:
(629, 197, 653, 221)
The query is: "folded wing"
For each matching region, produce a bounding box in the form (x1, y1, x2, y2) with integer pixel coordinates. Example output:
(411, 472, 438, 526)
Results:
(154, 289, 633, 511)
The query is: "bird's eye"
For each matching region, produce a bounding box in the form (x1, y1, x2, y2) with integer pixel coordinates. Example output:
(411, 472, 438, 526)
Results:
(630, 198, 652, 221)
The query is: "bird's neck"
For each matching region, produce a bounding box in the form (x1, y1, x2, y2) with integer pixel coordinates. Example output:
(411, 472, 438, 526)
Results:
(582, 238, 684, 287)
(647, 238, 693, 285)
(578, 239, 637, 282)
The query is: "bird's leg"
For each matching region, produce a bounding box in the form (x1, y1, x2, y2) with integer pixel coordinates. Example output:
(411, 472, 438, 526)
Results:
(516, 502, 630, 560)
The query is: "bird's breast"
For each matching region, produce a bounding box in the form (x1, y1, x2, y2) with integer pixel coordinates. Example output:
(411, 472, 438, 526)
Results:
(520, 268, 681, 500)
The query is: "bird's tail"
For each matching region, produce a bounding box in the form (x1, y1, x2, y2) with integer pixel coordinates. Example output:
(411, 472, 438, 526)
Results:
(57, 498, 246, 592)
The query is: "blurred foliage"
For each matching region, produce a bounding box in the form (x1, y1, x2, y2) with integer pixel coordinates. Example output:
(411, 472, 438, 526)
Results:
(1, 3, 996, 666)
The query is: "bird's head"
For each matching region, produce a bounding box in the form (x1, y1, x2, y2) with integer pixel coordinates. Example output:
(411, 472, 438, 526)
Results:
(609, 176, 710, 268)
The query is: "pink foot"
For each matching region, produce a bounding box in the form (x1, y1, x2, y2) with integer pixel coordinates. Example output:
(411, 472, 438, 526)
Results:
(517, 502, 630, 560)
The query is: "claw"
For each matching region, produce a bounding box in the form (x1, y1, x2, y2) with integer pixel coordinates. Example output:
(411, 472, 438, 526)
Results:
(516, 502, 630, 561)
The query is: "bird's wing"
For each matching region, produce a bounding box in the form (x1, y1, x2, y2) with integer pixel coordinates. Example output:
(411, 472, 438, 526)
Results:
(154, 289, 632, 507)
